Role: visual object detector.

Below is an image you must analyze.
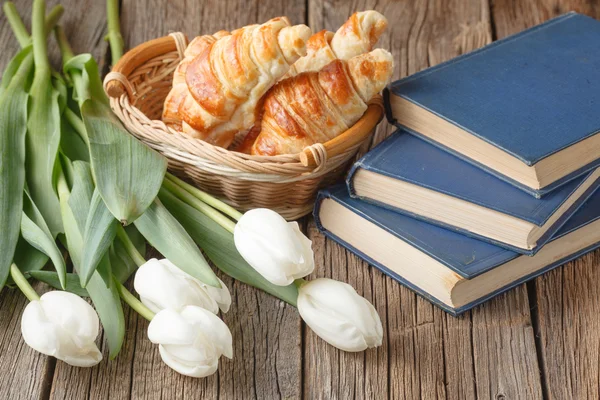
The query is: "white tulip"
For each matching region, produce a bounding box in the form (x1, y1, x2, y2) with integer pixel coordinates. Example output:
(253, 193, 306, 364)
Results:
(148, 305, 233, 378)
(134, 258, 231, 314)
(297, 278, 383, 352)
(234, 208, 314, 286)
(21, 291, 102, 367)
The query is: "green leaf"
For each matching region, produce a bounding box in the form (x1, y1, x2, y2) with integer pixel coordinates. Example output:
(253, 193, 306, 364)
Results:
(68, 161, 94, 231)
(26, 66, 63, 236)
(87, 265, 124, 359)
(13, 236, 48, 275)
(134, 198, 220, 288)
(64, 54, 167, 224)
(58, 171, 125, 359)
(21, 192, 66, 288)
(109, 240, 138, 284)
(60, 110, 89, 162)
(109, 225, 144, 284)
(0, 45, 32, 96)
(80, 189, 118, 287)
(124, 224, 146, 256)
(0, 50, 33, 288)
(158, 188, 299, 306)
(29, 270, 89, 297)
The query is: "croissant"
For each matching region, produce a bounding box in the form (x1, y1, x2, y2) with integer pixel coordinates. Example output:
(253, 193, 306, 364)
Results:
(167, 17, 311, 148)
(162, 31, 230, 127)
(285, 11, 387, 77)
(250, 49, 393, 156)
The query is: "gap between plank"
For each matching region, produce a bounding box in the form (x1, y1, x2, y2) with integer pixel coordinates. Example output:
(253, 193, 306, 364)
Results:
(526, 280, 549, 400)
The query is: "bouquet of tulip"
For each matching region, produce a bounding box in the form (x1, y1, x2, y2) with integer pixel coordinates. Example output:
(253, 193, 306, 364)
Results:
(0, 0, 383, 378)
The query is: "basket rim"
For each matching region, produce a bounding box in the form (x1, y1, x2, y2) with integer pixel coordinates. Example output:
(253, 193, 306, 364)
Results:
(103, 32, 385, 178)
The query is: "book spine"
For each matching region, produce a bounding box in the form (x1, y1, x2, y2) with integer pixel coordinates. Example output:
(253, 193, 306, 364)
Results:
(530, 177, 600, 254)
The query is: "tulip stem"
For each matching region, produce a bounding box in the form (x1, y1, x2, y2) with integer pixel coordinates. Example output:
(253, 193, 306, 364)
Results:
(165, 173, 243, 221)
(106, 0, 124, 64)
(162, 178, 237, 234)
(4, 3, 64, 49)
(294, 278, 307, 290)
(114, 279, 155, 321)
(10, 264, 40, 302)
(3, 2, 30, 47)
(115, 226, 147, 267)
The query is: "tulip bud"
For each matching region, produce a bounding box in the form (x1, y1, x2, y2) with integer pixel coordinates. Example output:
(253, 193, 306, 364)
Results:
(134, 258, 231, 314)
(21, 291, 103, 367)
(297, 278, 383, 352)
(148, 305, 233, 378)
(234, 209, 314, 286)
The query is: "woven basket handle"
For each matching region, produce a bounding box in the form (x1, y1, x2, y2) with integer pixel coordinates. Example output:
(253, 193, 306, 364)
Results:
(103, 33, 188, 99)
(299, 96, 385, 167)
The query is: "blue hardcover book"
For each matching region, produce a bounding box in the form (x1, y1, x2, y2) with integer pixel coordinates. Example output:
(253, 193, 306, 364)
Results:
(347, 131, 600, 255)
(386, 12, 600, 197)
(314, 185, 600, 315)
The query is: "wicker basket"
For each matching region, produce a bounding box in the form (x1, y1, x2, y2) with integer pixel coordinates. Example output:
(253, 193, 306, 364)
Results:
(103, 32, 384, 220)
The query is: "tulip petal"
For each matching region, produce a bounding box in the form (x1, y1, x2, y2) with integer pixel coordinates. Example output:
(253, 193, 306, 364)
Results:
(298, 293, 369, 352)
(134, 258, 231, 314)
(234, 209, 315, 286)
(21, 300, 62, 357)
(38, 291, 100, 345)
(158, 345, 219, 378)
(147, 309, 198, 345)
(180, 306, 233, 359)
(61, 344, 103, 367)
(297, 279, 383, 352)
(21, 292, 103, 367)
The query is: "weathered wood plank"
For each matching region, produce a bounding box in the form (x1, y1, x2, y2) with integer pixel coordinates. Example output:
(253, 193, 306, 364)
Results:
(0, 2, 53, 398)
(115, 1, 307, 399)
(0, 283, 54, 400)
(0, 0, 104, 398)
(533, 251, 600, 400)
(490, 3, 600, 399)
(305, 1, 545, 400)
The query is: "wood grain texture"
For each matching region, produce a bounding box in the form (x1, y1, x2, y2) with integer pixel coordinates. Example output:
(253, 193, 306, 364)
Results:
(2, 1, 600, 399)
(117, 2, 306, 399)
(306, 1, 543, 400)
(0, 283, 54, 400)
(491, 3, 600, 399)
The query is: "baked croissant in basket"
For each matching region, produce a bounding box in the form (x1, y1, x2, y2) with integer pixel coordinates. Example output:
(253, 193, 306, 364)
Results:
(162, 30, 230, 127)
(163, 17, 312, 148)
(250, 48, 393, 156)
(285, 11, 388, 78)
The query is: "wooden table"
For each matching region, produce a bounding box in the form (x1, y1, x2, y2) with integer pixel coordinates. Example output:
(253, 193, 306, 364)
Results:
(1, 0, 599, 399)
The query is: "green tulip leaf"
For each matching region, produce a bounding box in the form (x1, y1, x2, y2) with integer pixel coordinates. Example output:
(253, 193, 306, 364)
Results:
(60, 116, 89, 162)
(30, 270, 89, 297)
(80, 189, 118, 287)
(58, 164, 125, 359)
(64, 54, 167, 225)
(26, 67, 63, 236)
(0, 50, 33, 288)
(158, 188, 299, 306)
(134, 198, 220, 288)
(13, 236, 48, 275)
(109, 240, 138, 284)
(68, 161, 95, 232)
(21, 192, 66, 289)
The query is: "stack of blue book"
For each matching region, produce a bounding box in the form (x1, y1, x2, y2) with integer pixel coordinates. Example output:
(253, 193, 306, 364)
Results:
(314, 12, 600, 315)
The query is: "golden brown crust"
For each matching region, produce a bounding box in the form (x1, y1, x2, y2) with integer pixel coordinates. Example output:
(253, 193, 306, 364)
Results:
(185, 47, 232, 119)
(162, 33, 227, 125)
(287, 11, 387, 78)
(251, 49, 393, 156)
(164, 18, 310, 148)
